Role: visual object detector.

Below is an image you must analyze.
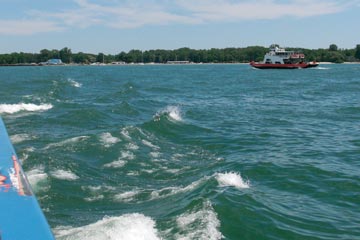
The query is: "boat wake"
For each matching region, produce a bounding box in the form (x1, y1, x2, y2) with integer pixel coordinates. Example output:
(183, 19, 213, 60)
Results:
(54, 201, 223, 240)
(314, 66, 330, 70)
(54, 214, 160, 240)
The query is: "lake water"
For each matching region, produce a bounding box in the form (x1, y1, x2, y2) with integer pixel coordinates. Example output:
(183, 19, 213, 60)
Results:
(0, 64, 359, 239)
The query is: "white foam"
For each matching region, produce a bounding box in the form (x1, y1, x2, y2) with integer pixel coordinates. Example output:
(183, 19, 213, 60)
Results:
(150, 177, 209, 200)
(103, 150, 135, 168)
(142, 140, 160, 150)
(149, 152, 161, 158)
(315, 67, 330, 70)
(175, 201, 223, 240)
(127, 171, 139, 176)
(154, 105, 183, 122)
(26, 166, 49, 193)
(10, 133, 33, 144)
(114, 190, 139, 202)
(84, 195, 104, 202)
(0, 103, 53, 114)
(20, 152, 29, 162)
(82, 185, 115, 192)
(120, 151, 135, 160)
(68, 78, 82, 88)
(126, 143, 139, 150)
(100, 132, 121, 148)
(167, 106, 182, 121)
(44, 136, 89, 149)
(104, 159, 126, 168)
(216, 172, 250, 189)
(121, 128, 132, 140)
(54, 214, 160, 240)
(51, 169, 79, 181)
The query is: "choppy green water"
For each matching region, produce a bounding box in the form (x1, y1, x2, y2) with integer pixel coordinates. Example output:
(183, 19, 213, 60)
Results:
(0, 64, 360, 240)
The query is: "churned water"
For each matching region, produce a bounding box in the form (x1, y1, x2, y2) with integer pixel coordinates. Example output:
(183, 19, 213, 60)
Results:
(0, 64, 359, 239)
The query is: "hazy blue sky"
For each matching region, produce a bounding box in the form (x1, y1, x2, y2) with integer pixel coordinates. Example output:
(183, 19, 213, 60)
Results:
(1, 0, 359, 53)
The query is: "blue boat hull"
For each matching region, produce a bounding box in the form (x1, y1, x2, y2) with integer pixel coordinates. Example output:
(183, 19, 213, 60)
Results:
(0, 118, 54, 239)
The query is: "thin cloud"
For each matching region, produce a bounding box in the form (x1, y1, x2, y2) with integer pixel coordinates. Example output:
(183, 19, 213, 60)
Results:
(175, 0, 350, 21)
(0, 20, 63, 35)
(1, 0, 359, 35)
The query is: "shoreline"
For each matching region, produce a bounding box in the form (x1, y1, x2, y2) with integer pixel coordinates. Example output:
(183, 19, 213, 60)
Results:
(0, 62, 359, 67)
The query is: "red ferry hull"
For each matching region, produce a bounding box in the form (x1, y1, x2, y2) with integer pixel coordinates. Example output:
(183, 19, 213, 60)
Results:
(250, 62, 318, 69)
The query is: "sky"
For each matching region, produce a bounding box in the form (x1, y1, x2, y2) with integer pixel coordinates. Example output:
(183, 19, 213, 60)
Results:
(0, 0, 360, 54)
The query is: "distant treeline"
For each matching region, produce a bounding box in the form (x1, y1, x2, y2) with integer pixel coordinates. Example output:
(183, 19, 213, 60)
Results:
(1, 44, 360, 65)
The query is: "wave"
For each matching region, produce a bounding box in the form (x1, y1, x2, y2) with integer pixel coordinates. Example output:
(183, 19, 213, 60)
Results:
(103, 151, 134, 168)
(50, 169, 79, 181)
(216, 172, 250, 189)
(114, 190, 140, 202)
(10, 133, 34, 144)
(108, 171, 249, 203)
(67, 78, 82, 88)
(43, 136, 89, 150)
(54, 214, 160, 240)
(103, 159, 127, 168)
(121, 127, 133, 140)
(142, 139, 160, 150)
(150, 176, 210, 200)
(174, 200, 223, 240)
(0, 103, 53, 114)
(99, 132, 121, 148)
(84, 195, 104, 202)
(26, 166, 50, 193)
(154, 105, 183, 122)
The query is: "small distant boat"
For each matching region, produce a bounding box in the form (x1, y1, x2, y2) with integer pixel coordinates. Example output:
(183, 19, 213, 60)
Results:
(0, 118, 54, 239)
(250, 44, 319, 69)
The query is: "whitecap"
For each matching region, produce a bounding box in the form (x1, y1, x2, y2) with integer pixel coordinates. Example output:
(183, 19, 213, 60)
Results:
(103, 150, 135, 168)
(142, 140, 160, 150)
(104, 159, 126, 168)
(216, 172, 250, 189)
(82, 185, 115, 192)
(175, 201, 223, 240)
(154, 105, 183, 122)
(0, 103, 53, 114)
(150, 176, 209, 200)
(114, 190, 139, 202)
(68, 78, 82, 88)
(142, 169, 155, 174)
(120, 151, 135, 160)
(54, 214, 160, 240)
(10, 133, 33, 144)
(20, 152, 29, 162)
(51, 169, 79, 181)
(149, 152, 161, 158)
(121, 128, 132, 140)
(26, 166, 49, 193)
(44, 136, 89, 150)
(127, 171, 139, 176)
(167, 106, 182, 121)
(99, 132, 121, 148)
(84, 195, 104, 202)
(126, 143, 139, 150)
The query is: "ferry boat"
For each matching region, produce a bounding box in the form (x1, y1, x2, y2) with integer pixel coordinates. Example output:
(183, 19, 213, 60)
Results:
(0, 118, 55, 239)
(250, 44, 319, 69)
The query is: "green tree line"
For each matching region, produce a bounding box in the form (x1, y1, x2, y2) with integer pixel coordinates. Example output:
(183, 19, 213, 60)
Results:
(1, 44, 360, 65)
